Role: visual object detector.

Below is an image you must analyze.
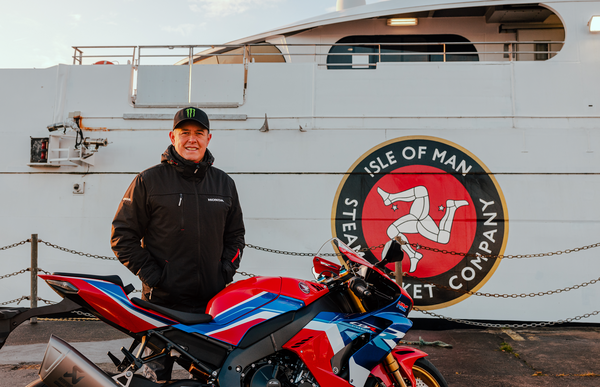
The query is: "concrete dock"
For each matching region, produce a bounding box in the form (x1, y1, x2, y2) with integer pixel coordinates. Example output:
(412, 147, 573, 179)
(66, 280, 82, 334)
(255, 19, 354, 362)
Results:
(1, 320, 598, 386)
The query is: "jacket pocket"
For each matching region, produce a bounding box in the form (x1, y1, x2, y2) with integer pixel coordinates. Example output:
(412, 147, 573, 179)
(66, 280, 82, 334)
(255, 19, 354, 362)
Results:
(151, 263, 170, 302)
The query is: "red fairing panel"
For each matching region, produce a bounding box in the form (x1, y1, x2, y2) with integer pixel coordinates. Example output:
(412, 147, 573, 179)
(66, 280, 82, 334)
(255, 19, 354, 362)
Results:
(394, 346, 428, 387)
(40, 275, 174, 333)
(279, 278, 328, 306)
(206, 276, 281, 319)
(283, 328, 352, 387)
(367, 347, 428, 387)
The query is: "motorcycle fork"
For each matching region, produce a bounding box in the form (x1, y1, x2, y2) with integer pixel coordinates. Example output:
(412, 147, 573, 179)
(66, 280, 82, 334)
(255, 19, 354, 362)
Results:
(344, 288, 408, 387)
(384, 353, 408, 387)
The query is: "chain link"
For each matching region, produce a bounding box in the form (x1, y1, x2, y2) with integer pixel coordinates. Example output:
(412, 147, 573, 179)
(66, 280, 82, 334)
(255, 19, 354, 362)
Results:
(414, 308, 600, 328)
(245, 242, 387, 257)
(38, 240, 117, 260)
(71, 310, 98, 319)
(410, 241, 600, 260)
(236, 271, 257, 278)
(8, 238, 599, 261)
(246, 240, 600, 260)
(0, 268, 29, 280)
(0, 239, 29, 252)
(406, 274, 600, 298)
(0, 267, 53, 281)
(0, 296, 29, 306)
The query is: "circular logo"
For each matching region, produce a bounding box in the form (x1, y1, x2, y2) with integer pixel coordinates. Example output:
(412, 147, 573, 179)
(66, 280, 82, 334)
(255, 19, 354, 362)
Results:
(332, 136, 508, 309)
(298, 282, 311, 294)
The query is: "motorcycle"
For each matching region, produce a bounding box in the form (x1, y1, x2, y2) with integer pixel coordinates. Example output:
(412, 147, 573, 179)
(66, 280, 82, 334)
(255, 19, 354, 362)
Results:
(0, 238, 448, 387)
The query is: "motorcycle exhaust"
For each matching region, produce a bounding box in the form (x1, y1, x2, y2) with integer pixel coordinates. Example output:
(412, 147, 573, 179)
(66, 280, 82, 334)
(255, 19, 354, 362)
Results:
(39, 335, 119, 387)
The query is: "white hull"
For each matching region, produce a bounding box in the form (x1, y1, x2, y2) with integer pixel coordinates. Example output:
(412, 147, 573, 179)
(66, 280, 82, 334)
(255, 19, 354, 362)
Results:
(1, 0, 599, 323)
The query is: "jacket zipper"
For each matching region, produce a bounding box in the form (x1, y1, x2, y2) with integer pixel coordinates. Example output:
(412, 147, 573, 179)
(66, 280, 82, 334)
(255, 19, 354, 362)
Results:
(193, 183, 202, 294)
(179, 193, 184, 231)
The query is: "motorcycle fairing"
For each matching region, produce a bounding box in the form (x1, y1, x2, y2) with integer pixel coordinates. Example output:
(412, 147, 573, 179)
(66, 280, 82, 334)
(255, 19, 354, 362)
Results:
(207, 276, 328, 323)
(175, 294, 305, 345)
(283, 298, 413, 387)
(40, 274, 176, 332)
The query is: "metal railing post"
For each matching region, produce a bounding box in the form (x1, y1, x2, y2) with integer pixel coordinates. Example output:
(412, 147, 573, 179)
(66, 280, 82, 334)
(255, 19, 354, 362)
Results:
(188, 46, 193, 104)
(395, 262, 403, 287)
(30, 234, 38, 324)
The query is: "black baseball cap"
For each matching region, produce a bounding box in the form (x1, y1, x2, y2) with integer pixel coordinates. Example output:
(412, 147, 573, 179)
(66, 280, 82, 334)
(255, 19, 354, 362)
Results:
(173, 107, 210, 131)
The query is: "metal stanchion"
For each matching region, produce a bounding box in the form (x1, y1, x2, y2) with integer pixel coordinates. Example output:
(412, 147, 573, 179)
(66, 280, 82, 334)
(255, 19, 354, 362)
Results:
(395, 261, 403, 287)
(30, 234, 38, 324)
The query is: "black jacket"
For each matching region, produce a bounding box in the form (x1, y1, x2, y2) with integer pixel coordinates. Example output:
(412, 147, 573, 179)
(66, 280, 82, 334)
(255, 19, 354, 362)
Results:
(111, 146, 245, 312)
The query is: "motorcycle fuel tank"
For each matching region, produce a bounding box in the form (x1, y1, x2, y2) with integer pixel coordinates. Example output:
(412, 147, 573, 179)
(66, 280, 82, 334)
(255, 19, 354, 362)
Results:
(206, 276, 328, 324)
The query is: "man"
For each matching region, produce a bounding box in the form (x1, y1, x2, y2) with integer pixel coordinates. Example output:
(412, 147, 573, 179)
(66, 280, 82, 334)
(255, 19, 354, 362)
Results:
(111, 106, 245, 380)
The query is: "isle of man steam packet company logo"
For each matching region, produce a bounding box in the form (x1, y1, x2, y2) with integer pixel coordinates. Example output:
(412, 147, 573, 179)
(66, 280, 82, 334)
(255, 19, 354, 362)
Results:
(332, 136, 508, 309)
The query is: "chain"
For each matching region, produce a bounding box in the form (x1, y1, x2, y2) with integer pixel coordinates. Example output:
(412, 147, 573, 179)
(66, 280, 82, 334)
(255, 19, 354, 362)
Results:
(406, 274, 600, 298)
(0, 296, 29, 306)
(236, 271, 257, 278)
(0, 240, 29, 251)
(71, 310, 98, 319)
(0, 268, 29, 280)
(246, 240, 600, 260)
(415, 308, 600, 328)
(0, 267, 52, 281)
(39, 240, 117, 260)
(244, 244, 315, 256)
(4, 238, 597, 262)
(245, 242, 387, 257)
(411, 241, 600, 260)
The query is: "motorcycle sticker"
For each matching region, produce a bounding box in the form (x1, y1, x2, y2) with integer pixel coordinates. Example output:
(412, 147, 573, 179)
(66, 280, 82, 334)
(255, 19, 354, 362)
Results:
(332, 136, 508, 309)
(298, 282, 311, 294)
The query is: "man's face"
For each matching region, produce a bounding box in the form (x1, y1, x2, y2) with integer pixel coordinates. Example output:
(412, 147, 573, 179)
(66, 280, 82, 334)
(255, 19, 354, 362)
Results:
(169, 121, 212, 163)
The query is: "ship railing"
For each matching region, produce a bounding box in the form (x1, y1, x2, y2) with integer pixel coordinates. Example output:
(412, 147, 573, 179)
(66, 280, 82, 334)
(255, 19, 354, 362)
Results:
(71, 41, 564, 66)
(72, 46, 137, 65)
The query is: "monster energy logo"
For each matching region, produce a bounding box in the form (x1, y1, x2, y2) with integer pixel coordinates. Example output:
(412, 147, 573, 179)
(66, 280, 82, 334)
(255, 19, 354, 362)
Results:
(186, 108, 195, 118)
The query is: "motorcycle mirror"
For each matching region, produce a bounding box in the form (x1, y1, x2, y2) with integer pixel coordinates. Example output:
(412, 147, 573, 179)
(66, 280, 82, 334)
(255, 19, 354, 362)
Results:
(311, 267, 320, 281)
(377, 238, 404, 267)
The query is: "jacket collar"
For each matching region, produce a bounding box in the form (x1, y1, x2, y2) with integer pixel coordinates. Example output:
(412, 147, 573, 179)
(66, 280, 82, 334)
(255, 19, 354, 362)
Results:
(161, 145, 214, 180)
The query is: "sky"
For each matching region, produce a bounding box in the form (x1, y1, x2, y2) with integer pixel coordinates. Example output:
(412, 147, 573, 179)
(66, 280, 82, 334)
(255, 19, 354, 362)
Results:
(1, 0, 383, 69)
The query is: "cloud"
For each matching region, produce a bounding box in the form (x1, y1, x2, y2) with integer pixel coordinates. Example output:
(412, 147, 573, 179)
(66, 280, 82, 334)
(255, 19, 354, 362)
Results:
(161, 23, 203, 37)
(161, 24, 196, 37)
(188, 0, 283, 18)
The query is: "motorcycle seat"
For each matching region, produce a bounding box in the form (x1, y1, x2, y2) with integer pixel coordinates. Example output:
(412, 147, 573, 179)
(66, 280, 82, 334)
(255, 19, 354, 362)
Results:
(130, 297, 213, 325)
(53, 272, 125, 288)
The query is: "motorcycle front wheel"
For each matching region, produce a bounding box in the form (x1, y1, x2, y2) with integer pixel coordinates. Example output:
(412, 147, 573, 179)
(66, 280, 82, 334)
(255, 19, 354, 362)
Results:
(411, 358, 448, 387)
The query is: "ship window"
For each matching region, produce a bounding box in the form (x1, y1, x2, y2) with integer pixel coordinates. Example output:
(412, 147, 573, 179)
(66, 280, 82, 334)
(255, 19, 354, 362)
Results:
(534, 42, 549, 61)
(192, 44, 285, 65)
(327, 35, 478, 69)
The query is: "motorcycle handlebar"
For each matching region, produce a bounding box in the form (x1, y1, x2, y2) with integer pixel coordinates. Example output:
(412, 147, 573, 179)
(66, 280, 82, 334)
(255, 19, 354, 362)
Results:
(349, 277, 372, 298)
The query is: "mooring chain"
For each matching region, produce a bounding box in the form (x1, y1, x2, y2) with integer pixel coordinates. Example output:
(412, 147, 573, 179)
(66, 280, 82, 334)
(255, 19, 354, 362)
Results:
(71, 309, 97, 319)
(236, 271, 257, 278)
(413, 241, 600, 260)
(415, 308, 600, 329)
(245, 242, 387, 257)
(3, 238, 599, 261)
(0, 296, 29, 306)
(38, 240, 117, 261)
(406, 274, 600, 298)
(0, 239, 29, 251)
(0, 269, 29, 280)
(246, 240, 600, 260)
(0, 267, 53, 281)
